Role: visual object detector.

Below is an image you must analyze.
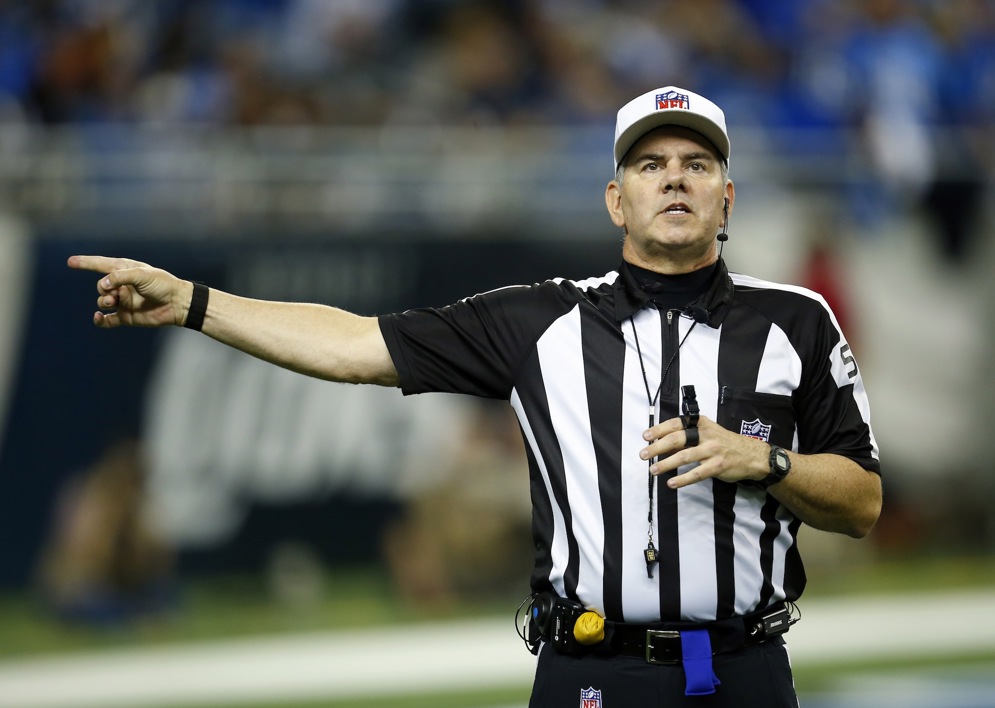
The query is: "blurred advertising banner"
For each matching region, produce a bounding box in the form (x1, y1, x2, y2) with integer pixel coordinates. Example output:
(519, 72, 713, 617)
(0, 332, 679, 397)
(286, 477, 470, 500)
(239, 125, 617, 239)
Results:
(0, 231, 615, 586)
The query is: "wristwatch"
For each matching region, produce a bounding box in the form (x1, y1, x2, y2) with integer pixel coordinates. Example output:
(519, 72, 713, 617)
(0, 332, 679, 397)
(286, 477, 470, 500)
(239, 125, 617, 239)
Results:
(759, 446, 791, 489)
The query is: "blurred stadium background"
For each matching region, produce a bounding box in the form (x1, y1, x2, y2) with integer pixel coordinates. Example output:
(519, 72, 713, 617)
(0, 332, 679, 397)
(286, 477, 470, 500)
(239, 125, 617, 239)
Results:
(1, 0, 994, 706)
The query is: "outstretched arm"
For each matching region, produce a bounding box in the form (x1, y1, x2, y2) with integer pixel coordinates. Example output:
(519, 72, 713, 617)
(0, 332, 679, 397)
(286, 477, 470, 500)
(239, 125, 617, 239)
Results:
(68, 255, 399, 386)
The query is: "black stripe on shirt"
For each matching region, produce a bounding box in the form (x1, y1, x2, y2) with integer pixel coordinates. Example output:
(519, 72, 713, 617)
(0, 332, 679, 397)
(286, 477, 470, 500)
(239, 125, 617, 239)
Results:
(657, 308, 683, 619)
(714, 302, 776, 616)
(579, 306, 626, 619)
(516, 346, 582, 601)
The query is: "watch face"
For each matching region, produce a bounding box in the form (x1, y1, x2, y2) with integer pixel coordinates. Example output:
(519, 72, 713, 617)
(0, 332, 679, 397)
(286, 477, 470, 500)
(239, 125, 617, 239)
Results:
(760, 446, 790, 488)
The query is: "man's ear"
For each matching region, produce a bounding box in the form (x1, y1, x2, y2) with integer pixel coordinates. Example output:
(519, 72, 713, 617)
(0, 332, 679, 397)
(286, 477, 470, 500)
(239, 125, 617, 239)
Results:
(605, 180, 625, 229)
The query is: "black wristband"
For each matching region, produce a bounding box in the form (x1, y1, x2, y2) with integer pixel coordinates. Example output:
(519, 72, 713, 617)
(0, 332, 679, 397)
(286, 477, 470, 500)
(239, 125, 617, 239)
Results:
(184, 282, 209, 331)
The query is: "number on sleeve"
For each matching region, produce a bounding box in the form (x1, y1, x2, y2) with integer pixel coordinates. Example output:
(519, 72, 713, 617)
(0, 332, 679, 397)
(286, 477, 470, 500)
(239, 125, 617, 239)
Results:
(840, 343, 857, 379)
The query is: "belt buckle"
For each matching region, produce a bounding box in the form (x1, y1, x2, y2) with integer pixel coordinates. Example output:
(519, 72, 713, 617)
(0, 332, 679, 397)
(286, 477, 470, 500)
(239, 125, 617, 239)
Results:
(645, 629, 681, 665)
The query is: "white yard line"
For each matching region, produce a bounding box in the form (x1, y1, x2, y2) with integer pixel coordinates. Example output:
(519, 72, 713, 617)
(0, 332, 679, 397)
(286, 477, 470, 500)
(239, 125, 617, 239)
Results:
(0, 589, 993, 708)
(786, 588, 995, 662)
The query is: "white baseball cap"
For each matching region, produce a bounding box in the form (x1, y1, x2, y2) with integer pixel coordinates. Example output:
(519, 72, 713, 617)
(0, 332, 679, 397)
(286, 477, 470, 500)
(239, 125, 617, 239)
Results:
(613, 86, 730, 172)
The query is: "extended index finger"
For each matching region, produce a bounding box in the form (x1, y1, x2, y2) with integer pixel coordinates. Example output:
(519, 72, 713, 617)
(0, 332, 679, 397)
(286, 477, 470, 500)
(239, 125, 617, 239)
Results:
(67, 255, 141, 275)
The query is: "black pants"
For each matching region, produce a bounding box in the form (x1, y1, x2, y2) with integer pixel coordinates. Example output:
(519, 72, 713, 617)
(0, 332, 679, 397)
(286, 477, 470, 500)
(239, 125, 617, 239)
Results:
(529, 637, 798, 708)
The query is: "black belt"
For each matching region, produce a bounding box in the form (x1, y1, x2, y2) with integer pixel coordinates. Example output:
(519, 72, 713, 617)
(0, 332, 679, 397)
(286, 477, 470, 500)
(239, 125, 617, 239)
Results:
(521, 592, 797, 663)
(605, 603, 793, 665)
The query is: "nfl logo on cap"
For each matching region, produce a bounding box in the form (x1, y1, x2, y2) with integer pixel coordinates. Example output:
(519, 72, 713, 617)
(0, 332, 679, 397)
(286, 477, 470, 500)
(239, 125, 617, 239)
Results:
(656, 90, 690, 110)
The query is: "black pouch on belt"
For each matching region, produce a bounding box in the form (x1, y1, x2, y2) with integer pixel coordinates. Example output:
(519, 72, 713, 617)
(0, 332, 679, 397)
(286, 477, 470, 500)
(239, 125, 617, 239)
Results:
(530, 593, 587, 656)
(549, 597, 586, 656)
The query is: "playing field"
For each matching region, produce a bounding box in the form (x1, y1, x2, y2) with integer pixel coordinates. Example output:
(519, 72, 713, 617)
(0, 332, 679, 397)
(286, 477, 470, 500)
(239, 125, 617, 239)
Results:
(1, 555, 994, 707)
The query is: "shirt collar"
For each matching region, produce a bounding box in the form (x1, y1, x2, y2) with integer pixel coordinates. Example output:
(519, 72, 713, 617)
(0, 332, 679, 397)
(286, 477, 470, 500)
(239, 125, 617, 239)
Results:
(612, 258, 735, 326)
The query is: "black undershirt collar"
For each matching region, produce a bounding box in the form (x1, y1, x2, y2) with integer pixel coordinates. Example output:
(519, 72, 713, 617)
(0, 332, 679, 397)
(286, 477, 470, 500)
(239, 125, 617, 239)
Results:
(624, 261, 719, 313)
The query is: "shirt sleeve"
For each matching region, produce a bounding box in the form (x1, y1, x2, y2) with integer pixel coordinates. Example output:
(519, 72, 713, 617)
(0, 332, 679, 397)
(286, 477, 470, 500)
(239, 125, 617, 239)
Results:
(379, 281, 578, 399)
(794, 304, 881, 475)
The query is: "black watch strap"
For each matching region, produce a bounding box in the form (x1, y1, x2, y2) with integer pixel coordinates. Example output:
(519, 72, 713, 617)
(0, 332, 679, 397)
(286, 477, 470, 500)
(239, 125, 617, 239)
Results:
(759, 445, 791, 489)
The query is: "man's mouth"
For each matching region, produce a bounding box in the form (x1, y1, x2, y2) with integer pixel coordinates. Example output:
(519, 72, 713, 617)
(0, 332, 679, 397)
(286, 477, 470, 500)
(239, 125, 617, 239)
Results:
(663, 203, 691, 214)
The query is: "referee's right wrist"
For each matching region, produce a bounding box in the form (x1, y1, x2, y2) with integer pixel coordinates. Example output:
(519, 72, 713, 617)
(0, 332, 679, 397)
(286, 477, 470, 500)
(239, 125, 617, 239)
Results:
(182, 281, 210, 331)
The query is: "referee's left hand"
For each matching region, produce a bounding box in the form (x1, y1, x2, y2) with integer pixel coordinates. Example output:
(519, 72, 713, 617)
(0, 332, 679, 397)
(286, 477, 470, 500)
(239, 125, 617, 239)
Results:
(639, 416, 770, 488)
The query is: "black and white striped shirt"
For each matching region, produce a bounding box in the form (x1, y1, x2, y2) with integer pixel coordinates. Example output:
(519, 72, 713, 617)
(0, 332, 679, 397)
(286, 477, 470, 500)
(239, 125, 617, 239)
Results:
(379, 258, 880, 623)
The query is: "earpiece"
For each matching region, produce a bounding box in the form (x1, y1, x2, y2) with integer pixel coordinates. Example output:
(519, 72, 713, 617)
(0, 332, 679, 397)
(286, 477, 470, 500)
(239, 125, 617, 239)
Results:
(717, 197, 730, 243)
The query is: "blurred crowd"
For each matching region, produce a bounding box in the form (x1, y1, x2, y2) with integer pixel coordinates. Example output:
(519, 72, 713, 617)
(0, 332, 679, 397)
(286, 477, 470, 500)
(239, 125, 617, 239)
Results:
(2, 0, 993, 258)
(0, 0, 992, 133)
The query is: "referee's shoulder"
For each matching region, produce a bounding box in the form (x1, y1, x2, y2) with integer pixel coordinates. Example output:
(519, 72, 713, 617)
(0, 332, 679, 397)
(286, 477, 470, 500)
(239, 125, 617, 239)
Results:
(472, 269, 617, 301)
(547, 269, 619, 301)
(730, 271, 832, 312)
(729, 271, 846, 340)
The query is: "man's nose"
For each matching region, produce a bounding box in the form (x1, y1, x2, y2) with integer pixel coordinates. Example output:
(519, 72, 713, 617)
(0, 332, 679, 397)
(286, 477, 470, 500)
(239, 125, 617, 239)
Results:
(661, 164, 685, 191)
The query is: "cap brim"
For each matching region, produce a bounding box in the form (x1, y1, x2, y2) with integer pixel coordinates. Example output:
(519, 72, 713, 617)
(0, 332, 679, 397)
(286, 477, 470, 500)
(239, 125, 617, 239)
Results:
(614, 111, 730, 170)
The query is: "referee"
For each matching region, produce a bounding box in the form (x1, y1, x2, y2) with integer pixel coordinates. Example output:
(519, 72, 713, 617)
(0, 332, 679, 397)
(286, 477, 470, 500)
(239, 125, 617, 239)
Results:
(70, 85, 882, 707)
